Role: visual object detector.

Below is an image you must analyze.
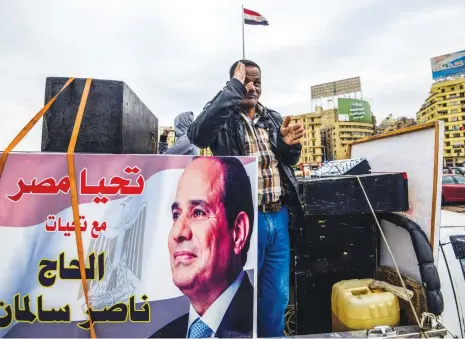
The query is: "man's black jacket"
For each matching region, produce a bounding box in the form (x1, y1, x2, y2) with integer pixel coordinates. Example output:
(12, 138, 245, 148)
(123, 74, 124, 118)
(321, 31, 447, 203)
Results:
(187, 78, 304, 232)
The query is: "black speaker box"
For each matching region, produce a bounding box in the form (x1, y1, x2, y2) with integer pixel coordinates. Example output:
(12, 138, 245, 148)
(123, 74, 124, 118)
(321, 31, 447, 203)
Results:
(41, 77, 158, 154)
(293, 214, 379, 335)
(298, 173, 409, 215)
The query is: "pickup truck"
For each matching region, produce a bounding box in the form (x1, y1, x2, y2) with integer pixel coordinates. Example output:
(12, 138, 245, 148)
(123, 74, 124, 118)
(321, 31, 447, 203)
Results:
(289, 122, 464, 338)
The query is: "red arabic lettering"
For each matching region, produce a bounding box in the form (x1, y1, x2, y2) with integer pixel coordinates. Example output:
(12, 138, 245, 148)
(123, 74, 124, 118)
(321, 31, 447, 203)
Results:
(6, 176, 70, 202)
(44, 215, 107, 239)
(80, 166, 144, 204)
(6, 167, 144, 204)
(91, 221, 107, 239)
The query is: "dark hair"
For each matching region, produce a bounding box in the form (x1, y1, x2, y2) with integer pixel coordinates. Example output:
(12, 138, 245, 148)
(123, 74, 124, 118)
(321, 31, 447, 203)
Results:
(192, 156, 254, 266)
(229, 59, 261, 79)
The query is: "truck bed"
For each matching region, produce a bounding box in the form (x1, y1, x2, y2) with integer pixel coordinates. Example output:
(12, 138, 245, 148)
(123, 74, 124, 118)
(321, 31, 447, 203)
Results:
(291, 325, 448, 338)
(443, 204, 465, 214)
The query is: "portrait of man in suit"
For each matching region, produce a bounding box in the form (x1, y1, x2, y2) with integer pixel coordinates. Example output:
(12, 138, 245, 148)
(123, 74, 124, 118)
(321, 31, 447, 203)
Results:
(150, 156, 255, 338)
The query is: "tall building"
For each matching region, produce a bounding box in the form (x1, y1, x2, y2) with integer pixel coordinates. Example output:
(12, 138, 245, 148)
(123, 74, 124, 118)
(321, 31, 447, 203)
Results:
(289, 112, 324, 165)
(320, 107, 375, 160)
(287, 106, 375, 163)
(416, 78, 465, 166)
(376, 114, 416, 135)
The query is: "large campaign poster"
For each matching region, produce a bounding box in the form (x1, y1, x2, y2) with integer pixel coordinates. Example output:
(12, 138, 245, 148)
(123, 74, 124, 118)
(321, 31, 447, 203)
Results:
(0, 153, 258, 338)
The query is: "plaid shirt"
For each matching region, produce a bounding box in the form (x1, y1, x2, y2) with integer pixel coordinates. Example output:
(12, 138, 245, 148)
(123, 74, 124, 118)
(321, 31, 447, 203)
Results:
(239, 109, 281, 205)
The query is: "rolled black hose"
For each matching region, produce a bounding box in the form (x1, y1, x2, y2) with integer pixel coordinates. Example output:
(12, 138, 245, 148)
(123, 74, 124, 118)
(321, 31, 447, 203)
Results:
(378, 212, 444, 315)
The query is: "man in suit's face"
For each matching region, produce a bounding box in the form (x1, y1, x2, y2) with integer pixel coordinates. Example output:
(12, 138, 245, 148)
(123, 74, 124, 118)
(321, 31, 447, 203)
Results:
(169, 157, 249, 313)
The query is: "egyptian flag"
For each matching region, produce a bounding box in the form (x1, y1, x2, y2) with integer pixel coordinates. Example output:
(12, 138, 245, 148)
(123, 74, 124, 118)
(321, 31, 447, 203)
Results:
(243, 8, 269, 26)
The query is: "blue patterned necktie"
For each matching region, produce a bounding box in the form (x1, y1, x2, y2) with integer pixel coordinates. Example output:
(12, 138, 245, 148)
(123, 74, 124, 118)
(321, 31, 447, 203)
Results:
(188, 318, 213, 338)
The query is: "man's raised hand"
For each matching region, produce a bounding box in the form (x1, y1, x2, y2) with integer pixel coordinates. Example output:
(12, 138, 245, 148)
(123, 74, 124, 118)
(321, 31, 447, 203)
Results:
(280, 116, 304, 145)
(233, 62, 246, 84)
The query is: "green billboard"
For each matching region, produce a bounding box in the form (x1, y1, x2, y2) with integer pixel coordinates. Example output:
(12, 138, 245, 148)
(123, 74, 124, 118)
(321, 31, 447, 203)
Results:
(337, 98, 372, 123)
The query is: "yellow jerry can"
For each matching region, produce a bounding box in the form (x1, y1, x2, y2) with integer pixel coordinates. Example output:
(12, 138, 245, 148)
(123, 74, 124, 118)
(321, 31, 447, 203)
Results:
(331, 279, 400, 332)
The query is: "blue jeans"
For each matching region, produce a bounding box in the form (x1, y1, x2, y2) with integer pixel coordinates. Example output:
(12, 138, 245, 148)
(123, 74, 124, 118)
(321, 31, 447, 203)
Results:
(257, 206, 290, 337)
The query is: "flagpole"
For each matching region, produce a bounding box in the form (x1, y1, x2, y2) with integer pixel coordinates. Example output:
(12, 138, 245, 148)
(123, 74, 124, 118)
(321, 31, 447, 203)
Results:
(241, 5, 245, 59)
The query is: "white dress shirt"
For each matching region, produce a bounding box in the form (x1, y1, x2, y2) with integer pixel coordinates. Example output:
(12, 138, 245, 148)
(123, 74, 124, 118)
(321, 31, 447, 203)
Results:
(186, 270, 245, 338)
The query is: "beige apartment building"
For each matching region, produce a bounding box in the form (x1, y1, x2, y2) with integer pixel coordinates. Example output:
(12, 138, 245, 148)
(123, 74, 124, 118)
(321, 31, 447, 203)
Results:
(290, 112, 324, 165)
(288, 107, 374, 163)
(376, 114, 416, 135)
(319, 107, 375, 161)
(416, 78, 465, 166)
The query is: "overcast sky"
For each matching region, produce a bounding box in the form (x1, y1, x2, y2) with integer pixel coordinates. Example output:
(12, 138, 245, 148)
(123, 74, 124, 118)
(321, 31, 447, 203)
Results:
(1, 0, 464, 151)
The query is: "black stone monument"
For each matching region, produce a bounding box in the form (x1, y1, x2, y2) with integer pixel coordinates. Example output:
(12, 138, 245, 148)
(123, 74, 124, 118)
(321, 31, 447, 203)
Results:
(41, 77, 158, 154)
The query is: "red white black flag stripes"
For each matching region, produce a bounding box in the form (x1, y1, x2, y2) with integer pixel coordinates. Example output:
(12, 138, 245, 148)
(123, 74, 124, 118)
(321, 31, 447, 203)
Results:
(241, 6, 268, 58)
(243, 8, 269, 26)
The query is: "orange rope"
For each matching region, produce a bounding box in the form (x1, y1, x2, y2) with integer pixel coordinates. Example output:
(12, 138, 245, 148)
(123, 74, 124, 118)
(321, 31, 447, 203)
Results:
(66, 78, 96, 338)
(0, 77, 97, 337)
(0, 77, 75, 178)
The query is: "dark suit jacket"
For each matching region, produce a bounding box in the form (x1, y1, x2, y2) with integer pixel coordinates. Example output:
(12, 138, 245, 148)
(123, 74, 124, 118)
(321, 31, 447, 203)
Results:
(149, 275, 253, 338)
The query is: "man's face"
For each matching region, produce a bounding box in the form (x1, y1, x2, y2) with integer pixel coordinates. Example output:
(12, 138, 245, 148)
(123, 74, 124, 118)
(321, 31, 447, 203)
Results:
(239, 66, 262, 108)
(168, 158, 234, 295)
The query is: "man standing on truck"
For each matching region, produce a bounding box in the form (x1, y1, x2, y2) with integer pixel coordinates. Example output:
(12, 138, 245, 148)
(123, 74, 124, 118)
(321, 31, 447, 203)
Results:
(187, 60, 304, 337)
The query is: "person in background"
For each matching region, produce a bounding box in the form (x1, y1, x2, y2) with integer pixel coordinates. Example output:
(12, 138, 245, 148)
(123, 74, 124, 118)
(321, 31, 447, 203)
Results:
(187, 59, 304, 337)
(159, 111, 200, 155)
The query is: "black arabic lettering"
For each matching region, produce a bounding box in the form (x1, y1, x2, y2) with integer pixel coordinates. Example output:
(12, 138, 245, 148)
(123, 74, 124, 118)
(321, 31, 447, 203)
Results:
(13, 294, 36, 323)
(58, 252, 105, 281)
(0, 301, 12, 328)
(37, 259, 58, 287)
(77, 303, 128, 330)
(129, 295, 150, 322)
(37, 295, 71, 323)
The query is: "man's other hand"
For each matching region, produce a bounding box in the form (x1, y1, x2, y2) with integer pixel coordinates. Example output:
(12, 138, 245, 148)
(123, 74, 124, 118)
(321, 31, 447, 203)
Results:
(233, 62, 246, 84)
(280, 116, 304, 145)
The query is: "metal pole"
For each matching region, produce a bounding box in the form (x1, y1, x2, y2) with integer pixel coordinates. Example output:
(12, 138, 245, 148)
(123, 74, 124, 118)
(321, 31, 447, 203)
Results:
(242, 5, 245, 59)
